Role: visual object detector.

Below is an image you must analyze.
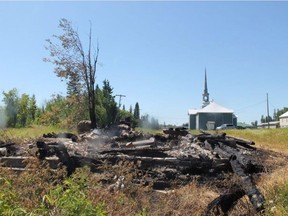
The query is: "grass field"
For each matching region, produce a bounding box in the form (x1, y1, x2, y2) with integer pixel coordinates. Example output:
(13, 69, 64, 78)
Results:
(213, 128, 288, 153)
(1, 126, 288, 215)
(0, 125, 74, 144)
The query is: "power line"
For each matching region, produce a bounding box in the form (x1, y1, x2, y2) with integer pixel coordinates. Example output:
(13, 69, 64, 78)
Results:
(234, 99, 266, 113)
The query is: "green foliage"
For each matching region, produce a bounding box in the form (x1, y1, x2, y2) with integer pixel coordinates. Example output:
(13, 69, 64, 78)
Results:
(133, 102, 140, 120)
(0, 166, 106, 216)
(95, 81, 118, 127)
(45, 18, 99, 128)
(2, 89, 39, 128)
(43, 167, 106, 216)
(29, 94, 37, 122)
(276, 107, 288, 120)
(17, 93, 30, 127)
(67, 71, 82, 97)
(265, 180, 288, 215)
(0, 177, 27, 216)
(2, 88, 19, 127)
(261, 107, 288, 123)
(38, 94, 67, 126)
(0, 126, 70, 144)
(137, 208, 147, 216)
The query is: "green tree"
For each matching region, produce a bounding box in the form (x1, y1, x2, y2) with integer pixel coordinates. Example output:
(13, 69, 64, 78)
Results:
(129, 105, 133, 114)
(38, 94, 67, 126)
(102, 80, 117, 125)
(133, 102, 140, 120)
(261, 115, 265, 123)
(94, 80, 118, 127)
(17, 93, 30, 127)
(67, 71, 82, 98)
(2, 88, 19, 127)
(95, 85, 106, 127)
(276, 107, 288, 120)
(44, 18, 99, 128)
(28, 94, 37, 123)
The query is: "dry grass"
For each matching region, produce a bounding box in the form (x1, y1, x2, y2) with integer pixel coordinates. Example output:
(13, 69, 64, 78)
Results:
(1, 127, 288, 215)
(257, 164, 288, 216)
(87, 173, 219, 216)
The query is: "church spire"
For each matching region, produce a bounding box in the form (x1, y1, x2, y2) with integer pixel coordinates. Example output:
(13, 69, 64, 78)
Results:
(202, 68, 210, 107)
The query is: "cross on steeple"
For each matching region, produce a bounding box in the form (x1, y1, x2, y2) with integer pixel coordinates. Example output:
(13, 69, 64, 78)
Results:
(202, 68, 210, 107)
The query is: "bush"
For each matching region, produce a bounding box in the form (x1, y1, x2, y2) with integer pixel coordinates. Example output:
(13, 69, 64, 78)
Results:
(0, 177, 27, 215)
(43, 167, 107, 216)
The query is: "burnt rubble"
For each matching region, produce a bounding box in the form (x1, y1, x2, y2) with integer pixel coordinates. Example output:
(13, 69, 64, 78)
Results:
(0, 125, 286, 214)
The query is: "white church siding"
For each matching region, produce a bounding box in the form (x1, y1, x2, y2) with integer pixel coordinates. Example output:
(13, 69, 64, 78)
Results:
(188, 71, 237, 130)
(279, 111, 288, 128)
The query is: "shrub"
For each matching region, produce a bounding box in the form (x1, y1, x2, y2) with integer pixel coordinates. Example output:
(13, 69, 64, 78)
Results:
(43, 167, 107, 216)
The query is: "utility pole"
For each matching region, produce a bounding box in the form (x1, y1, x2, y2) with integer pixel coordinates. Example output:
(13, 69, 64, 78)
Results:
(114, 94, 126, 124)
(267, 93, 270, 129)
(115, 94, 126, 109)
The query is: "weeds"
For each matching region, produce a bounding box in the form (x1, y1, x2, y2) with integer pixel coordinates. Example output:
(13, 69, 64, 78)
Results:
(0, 176, 26, 215)
(1, 126, 288, 215)
(0, 126, 74, 144)
(43, 167, 106, 216)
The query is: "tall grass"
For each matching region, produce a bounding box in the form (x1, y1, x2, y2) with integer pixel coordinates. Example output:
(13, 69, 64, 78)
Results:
(0, 125, 74, 144)
(1, 126, 288, 215)
(221, 128, 288, 153)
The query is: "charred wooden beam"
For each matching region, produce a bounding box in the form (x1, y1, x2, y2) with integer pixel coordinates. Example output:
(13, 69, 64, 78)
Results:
(226, 135, 255, 145)
(218, 143, 264, 173)
(0, 143, 15, 148)
(229, 156, 265, 212)
(205, 187, 245, 216)
(36, 140, 75, 175)
(163, 127, 188, 137)
(199, 130, 256, 150)
(204, 140, 263, 174)
(86, 154, 230, 175)
(99, 147, 170, 157)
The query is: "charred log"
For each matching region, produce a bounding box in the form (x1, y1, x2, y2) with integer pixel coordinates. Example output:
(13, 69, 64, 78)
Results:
(99, 148, 170, 157)
(36, 140, 75, 175)
(205, 187, 245, 216)
(0, 142, 15, 148)
(229, 156, 265, 212)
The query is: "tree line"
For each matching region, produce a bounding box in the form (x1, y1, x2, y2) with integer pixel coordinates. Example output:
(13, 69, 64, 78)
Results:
(1, 18, 161, 130)
(260, 107, 288, 124)
(1, 83, 142, 129)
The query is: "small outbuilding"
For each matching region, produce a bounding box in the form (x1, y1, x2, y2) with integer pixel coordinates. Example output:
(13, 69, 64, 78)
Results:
(258, 121, 280, 129)
(279, 111, 288, 128)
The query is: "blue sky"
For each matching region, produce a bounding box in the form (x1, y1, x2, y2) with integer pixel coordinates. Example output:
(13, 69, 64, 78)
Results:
(0, 1, 288, 125)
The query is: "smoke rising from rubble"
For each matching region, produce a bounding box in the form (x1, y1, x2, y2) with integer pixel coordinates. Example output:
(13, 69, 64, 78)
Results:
(0, 109, 6, 128)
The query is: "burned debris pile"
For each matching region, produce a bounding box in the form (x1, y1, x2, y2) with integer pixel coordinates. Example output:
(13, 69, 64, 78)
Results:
(0, 125, 284, 214)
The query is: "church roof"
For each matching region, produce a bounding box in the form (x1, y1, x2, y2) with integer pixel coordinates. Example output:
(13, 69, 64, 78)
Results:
(188, 108, 198, 115)
(188, 101, 234, 115)
(279, 111, 288, 118)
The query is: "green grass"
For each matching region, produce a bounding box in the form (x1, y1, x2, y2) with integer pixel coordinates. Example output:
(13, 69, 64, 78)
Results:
(1, 126, 288, 215)
(0, 125, 74, 144)
(219, 128, 288, 153)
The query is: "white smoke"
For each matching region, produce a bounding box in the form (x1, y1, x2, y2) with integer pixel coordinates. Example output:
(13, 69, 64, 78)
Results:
(0, 108, 6, 128)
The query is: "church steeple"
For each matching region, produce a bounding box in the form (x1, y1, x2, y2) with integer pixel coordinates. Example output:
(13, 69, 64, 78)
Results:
(202, 68, 210, 107)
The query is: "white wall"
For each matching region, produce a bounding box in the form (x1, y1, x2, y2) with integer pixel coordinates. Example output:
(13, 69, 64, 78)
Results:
(280, 117, 288, 128)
